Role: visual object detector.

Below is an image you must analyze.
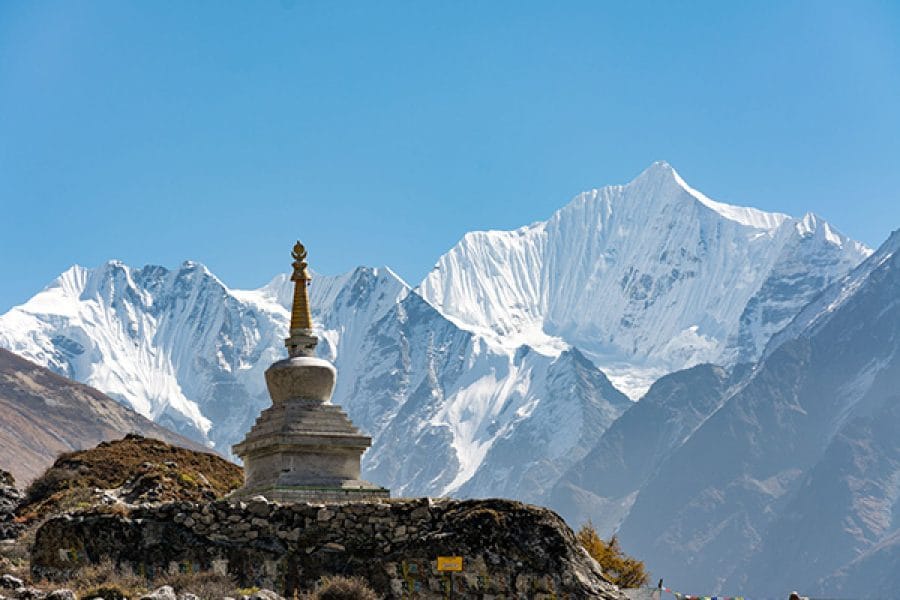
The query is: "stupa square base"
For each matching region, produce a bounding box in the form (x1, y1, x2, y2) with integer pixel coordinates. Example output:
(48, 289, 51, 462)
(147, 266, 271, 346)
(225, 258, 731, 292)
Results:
(231, 484, 390, 503)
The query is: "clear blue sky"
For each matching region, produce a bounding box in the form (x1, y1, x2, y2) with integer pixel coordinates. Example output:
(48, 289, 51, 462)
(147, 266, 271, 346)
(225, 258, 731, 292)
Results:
(2, 1, 899, 312)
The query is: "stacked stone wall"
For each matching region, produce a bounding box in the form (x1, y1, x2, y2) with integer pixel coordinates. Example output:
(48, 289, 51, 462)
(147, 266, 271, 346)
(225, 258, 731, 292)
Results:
(31, 497, 624, 600)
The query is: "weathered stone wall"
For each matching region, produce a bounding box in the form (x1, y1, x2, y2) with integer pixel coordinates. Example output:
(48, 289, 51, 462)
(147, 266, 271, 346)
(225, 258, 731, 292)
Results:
(32, 497, 625, 599)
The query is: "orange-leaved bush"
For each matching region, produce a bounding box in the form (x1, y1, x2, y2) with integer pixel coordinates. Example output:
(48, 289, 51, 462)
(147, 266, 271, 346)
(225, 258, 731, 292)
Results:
(577, 522, 648, 588)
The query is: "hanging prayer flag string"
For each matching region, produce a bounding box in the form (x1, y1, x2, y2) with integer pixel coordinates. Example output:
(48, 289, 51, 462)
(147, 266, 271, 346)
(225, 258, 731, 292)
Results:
(662, 586, 744, 600)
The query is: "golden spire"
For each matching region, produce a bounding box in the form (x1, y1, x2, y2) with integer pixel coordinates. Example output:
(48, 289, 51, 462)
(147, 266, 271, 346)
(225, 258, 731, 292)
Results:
(289, 241, 313, 332)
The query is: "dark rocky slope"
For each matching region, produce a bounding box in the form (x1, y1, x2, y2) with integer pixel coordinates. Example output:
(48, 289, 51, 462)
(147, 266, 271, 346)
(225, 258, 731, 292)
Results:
(550, 363, 740, 535)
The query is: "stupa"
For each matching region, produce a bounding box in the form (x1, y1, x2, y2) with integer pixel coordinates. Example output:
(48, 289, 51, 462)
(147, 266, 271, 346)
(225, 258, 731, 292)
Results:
(232, 241, 389, 502)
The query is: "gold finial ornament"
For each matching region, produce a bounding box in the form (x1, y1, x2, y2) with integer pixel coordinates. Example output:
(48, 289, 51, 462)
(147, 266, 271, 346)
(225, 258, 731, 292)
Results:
(291, 241, 311, 282)
(289, 240, 314, 334)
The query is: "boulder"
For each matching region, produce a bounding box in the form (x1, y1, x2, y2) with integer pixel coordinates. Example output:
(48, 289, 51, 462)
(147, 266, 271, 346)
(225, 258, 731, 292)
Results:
(12, 588, 45, 600)
(248, 591, 283, 600)
(0, 576, 23, 591)
(139, 586, 176, 600)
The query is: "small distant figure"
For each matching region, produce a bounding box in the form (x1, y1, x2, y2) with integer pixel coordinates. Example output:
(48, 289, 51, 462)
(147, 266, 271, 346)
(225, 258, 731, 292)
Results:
(789, 592, 801, 600)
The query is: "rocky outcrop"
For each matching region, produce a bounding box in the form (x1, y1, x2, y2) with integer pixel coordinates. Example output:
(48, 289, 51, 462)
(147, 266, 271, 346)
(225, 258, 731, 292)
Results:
(0, 470, 24, 540)
(17, 436, 242, 528)
(0, 574, 25, 589)
(31, 497, 625, 599)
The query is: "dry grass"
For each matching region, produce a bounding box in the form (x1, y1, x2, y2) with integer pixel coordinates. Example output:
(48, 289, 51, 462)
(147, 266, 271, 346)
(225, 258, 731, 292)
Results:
(44, 560, 147, 599)
(154, 570, 238, 600)
(0, 539, 30, 580)
(302, 575, 381, 600)
(29, 559, 239, 600)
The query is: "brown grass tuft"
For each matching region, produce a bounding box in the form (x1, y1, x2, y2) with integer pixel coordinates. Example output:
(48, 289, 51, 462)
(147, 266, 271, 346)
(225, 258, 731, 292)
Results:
(303, 575, 381, 600)
(155, 570, 238, 600)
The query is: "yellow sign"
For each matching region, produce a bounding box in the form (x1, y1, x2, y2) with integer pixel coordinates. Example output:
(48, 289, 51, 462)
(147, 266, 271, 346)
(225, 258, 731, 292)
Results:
(437, 556, 463, 572)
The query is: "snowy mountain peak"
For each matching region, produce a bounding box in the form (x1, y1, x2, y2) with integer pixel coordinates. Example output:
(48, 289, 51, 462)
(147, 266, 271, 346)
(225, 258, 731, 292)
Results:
(627, 159, 679, 188)
(794, 211, 866, 252)
(671, 169, 789, 230)
(622, 161, 790, 230)
(765, 227, 896, 354)
(48, 263, 90, 296)
(420, 162, 870, 396)
(0, 259, 280, 444)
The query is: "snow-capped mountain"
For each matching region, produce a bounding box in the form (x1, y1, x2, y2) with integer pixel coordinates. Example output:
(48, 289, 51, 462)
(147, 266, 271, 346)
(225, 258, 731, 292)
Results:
(0, 261, 283, 448)
(419, 161, 870, 396)
(0, 161, 873, 514)
(226, 267, 632, 499)
(615, 229, 900, 596)
(234, 266, 633, 497)
(0, 261, 630, 501)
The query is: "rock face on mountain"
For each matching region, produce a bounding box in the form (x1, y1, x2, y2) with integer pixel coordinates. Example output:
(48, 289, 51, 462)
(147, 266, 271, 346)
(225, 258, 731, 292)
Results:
(332, 290, 633, 501)
(0, 162, 869, 509)
(452, 348, 631, 504)
(818, 529, 900, 598)
(0, 349, 206, 485)
(32, 497, 626, 600)
(616, 230, 900, 596)
(549, 363, 744, 536)
(419, 162, 869, 395)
